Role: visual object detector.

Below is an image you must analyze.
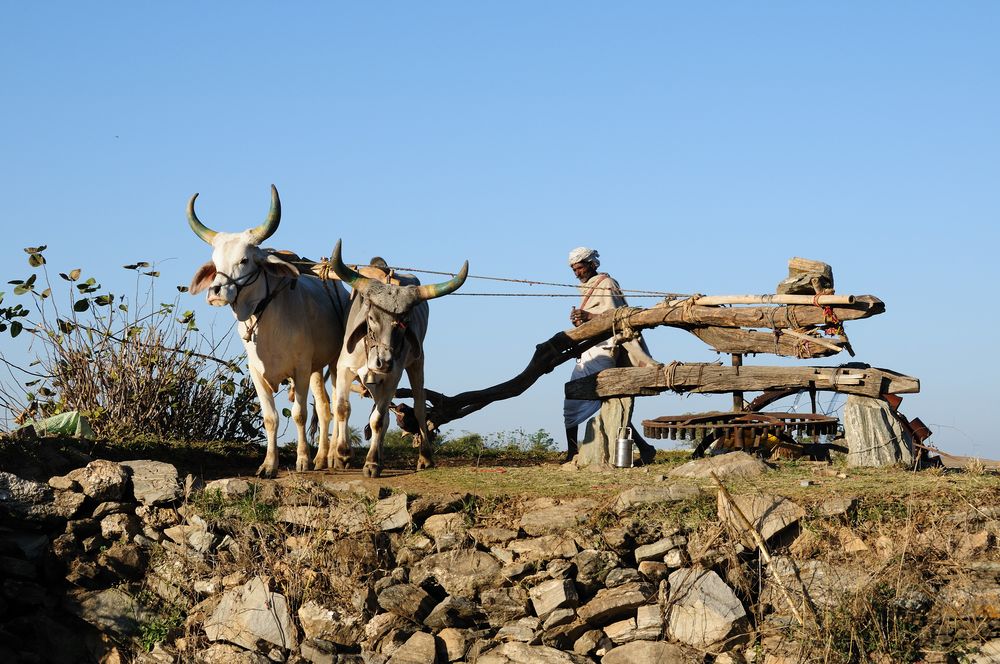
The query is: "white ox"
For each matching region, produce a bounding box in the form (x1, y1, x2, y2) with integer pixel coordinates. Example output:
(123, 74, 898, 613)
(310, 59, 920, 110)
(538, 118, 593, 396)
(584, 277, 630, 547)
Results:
(187, 185, 351, 477)
(327, 240, 468, 477)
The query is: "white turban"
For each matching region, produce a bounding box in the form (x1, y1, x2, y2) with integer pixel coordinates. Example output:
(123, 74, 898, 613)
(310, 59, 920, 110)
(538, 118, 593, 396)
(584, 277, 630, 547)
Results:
(568, 246, 600, 267)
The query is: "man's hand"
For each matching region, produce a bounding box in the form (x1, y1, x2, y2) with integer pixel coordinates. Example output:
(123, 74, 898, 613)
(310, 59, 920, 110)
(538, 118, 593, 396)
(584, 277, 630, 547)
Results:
(570, 308, 590, 326)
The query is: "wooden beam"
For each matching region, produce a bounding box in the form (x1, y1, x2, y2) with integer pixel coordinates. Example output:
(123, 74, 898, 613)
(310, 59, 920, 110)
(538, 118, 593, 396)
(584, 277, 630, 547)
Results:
(688, 327, 844, 358)
(564, 296, 884, 341)
(691, 294, 854, 306)
(564, 363, 919, 400)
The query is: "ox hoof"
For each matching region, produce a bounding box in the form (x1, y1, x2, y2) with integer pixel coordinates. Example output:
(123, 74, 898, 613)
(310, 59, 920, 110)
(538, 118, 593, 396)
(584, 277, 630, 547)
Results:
(333, 458, 351, 470)
(296, 458, 310, 473)
(416, 458, 434, 471)
(362, 464, 382, 479)
(256, 463, 278, 479)
(312, 457, 328, 471)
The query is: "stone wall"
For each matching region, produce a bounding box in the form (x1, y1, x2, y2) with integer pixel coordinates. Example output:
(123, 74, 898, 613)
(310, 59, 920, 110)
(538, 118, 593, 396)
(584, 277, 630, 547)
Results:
(2, 448, 1000, 663)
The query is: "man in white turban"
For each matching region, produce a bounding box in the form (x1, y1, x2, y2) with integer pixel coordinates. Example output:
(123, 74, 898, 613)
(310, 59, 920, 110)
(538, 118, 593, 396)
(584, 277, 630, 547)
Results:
(563, 247, 658, 464)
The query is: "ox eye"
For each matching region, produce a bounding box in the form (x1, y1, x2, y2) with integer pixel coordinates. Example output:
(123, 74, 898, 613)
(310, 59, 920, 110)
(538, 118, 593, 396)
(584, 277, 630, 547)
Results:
(239, 258, 248, 265)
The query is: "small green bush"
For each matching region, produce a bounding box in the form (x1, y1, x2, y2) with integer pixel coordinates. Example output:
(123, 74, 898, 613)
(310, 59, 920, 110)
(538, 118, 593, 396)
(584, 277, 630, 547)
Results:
(193, 488, 277, 526)
(436, 428, 558, 459)
(0, 246, 260, 442)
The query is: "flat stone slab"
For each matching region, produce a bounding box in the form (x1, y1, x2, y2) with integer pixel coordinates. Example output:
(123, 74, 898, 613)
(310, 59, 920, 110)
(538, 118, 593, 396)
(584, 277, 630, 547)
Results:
(519, 499, 596, 536)
(64, 587, 154, 639)
(717, 493, 805, 544)
(529, 578, 579, 620)
(423, 513, 468, 551)
(204, 576, 297, 651)
(666, 568, 748, 649)
(481, 587, 531, 628)
(121, 460, 180, 505)
(374, 493, 411, 531)
(378, 583, 436, 622)
(508, 535, 579, 561)
(612, 484, 701, 515)
(410, 549, 503, 598)
(577, 581, 653, 626)
(478, 641, 591, 663)
(668, 451, 771, 481)
(386, 631, 436, 664)
(601, 641, 703, 664)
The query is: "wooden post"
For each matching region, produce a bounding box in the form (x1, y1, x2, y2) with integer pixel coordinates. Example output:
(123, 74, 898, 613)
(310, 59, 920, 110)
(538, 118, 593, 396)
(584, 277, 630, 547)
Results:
(732, 353, 744, 412)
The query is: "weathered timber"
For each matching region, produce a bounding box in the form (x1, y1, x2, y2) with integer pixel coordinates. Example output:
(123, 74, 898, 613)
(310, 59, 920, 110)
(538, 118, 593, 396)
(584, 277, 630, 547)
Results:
(689, 327, 844, 358)
(564, 364, 919, 400)
(690, 294, 853, 306)
(397, 298, 884, 429)
(573, 296, 882, 334)
(397, 331, 605, 429)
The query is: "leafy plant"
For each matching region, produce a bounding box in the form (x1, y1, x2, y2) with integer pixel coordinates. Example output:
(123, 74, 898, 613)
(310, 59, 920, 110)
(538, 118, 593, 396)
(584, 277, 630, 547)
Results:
(0, 246, 260, 441)
(435, 428, 558, 459)
(194, 487, 278, 526)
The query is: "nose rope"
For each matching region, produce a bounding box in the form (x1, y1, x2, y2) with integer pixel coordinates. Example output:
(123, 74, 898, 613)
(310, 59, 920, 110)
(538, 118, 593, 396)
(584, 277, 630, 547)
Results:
(215, 267, 262, 302)
(362, 314, 409, 372)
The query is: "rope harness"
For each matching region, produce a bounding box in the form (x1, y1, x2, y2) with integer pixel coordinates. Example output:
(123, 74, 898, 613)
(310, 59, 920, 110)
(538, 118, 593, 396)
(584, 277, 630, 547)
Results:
(229, 270, 296, 342)
(361, 268, 410, 371)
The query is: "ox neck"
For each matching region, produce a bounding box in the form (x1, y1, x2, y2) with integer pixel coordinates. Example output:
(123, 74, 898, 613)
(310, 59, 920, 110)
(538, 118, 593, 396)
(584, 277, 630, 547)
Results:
(231, 271, 294, 326)
(251, 272, 294, 318)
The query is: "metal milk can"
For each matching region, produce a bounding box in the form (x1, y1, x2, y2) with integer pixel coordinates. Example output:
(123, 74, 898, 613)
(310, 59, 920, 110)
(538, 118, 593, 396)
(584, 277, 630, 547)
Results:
(615, 427, 634, 468)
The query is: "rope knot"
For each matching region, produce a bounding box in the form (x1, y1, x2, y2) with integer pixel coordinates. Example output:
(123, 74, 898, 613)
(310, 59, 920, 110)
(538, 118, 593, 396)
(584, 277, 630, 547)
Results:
(611, 306, 643, 343)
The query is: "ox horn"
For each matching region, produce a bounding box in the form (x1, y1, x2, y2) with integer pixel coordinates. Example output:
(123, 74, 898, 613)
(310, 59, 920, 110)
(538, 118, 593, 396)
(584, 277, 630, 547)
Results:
(328, 239, 369, 288)
(187, 193, 218, 245)
(248, 184, 282, 245)
(413, 261, 470, 301)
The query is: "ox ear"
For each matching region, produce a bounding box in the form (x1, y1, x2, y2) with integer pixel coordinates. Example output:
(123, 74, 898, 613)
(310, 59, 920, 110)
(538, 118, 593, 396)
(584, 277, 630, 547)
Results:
(346, 320, 367, 355)
(260, 253, 300, 279)
(189, 262, 217, 295)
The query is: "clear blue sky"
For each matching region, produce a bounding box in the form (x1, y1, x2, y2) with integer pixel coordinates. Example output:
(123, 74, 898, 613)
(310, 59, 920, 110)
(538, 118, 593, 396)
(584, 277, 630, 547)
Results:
(2, 3, 997, 457)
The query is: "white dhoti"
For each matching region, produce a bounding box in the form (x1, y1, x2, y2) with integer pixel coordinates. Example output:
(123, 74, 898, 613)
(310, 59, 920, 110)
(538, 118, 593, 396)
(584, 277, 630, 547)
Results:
(563, 345, 616, 428)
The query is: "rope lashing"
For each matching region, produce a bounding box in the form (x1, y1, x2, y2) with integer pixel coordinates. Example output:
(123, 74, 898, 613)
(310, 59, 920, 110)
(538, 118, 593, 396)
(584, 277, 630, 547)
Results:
(678, 293, 705, 323)
(611, 306, 643, 342)
(663, 360, 684, 393)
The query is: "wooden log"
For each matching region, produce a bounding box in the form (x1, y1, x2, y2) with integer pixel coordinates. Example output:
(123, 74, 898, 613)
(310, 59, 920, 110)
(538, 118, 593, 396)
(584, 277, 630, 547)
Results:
(688, 327, 842, 358)
(565, 363, 920, 400)
(687, 294, 854, 306)
(569, 296, 884, 336)
(775, 329, 845, 353)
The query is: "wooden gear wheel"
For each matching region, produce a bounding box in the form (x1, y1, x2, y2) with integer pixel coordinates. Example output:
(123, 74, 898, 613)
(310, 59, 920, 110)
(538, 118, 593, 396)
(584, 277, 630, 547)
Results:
(642, 411, 845, 460)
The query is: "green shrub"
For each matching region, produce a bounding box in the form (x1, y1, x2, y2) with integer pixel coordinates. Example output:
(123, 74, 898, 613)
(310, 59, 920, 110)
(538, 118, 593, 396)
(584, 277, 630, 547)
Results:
(436, 428, 558, 459)
(193, 488, 277, 526)
(0, 246, 260, 442)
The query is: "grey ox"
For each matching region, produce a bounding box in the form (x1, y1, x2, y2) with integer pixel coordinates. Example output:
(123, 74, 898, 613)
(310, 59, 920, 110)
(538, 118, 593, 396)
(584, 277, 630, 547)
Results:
(326, 240, 468, 477)
(187, 185, 351, 477)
